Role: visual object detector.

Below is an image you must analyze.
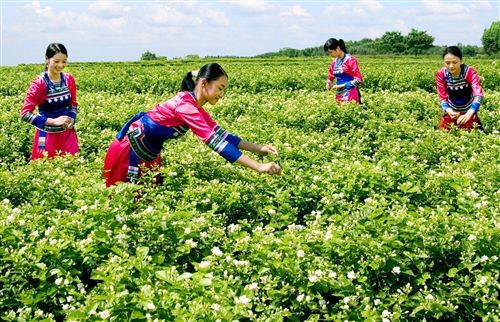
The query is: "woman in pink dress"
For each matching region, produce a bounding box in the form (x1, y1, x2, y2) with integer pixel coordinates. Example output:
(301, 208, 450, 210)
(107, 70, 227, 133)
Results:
(103, 63, 281, 186)
(21, 43, 79, 160)
(436, 46, 484, 130)
(324, 38, 363, 104)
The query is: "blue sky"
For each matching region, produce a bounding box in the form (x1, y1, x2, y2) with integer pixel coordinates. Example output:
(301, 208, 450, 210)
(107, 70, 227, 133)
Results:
(1, 0, 498, 66)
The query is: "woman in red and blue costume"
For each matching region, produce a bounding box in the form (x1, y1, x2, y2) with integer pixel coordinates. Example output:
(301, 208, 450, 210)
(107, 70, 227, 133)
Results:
(436, 46, 484, 130)
(103, 63, 282, 187)
(324, 38, 363, 104)
(21, 43, 79, 160)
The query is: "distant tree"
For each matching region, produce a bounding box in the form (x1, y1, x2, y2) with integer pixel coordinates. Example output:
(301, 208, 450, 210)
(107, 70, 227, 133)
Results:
(482, 21, 500, 55)
(141, 51, 157, 60)
(376, 31, 406, 54)
(457, 43, 480, 57)
(347, 38, 378, 55)
(186, 54, 200, 59)
(405, 29, 435, 54)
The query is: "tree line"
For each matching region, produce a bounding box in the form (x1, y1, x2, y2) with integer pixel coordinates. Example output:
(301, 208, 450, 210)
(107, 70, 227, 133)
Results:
(142, 22, 499, 60)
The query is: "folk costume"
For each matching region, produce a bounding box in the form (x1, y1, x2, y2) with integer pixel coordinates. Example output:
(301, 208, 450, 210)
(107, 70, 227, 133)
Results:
(327, 53, 363, 103)
(436, 64, 484, 130)
(103, 91, 242, 186)
(21, 71, 79, 159)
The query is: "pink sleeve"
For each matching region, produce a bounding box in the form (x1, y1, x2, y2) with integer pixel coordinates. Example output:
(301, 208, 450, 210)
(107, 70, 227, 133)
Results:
(345, 56, 363, 83)
(175, 103, 217, 142)
(327, 61, 335, 81)
(435, 68, 448, 101)
(465, 67, 484, 98)
(21, 77, 46, 116)
(66, 73, 78, 107)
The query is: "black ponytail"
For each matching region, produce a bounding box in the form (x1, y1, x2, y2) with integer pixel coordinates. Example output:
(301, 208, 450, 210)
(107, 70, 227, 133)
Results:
(338, 39, 348, 53)
(323, 38, 348, 53)
(180, 63, 228, 92)
(181, 71, 196, 91)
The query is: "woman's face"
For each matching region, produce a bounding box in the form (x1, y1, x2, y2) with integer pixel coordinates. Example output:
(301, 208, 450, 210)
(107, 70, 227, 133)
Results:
(327, 47, 343, 58)
(443, 53, 462, 76)
(202, 75, 228, 105)
(46, 53, 68, 76)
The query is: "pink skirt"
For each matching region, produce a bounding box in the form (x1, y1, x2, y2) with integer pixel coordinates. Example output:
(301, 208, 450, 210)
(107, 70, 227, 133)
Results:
(336, 87, 361, 104)
(31, 128, 79, 160)
(103, 138, 162, 187)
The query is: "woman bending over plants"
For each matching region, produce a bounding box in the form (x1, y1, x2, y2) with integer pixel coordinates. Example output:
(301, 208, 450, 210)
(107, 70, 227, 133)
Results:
(103, 63, 281, 186)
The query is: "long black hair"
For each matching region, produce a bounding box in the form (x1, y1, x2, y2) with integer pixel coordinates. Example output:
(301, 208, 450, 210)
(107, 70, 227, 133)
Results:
(323, 38, 348, 53)
(181, 63, 228, 92)
(442, 46, 462, 59)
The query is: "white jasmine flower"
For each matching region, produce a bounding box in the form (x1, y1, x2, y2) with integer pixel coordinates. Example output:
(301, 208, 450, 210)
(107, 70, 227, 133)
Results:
(211, 303, 221, 311)
(235, 295, 251, 305)
(297, 294, 305, 302)
(466, 190, 479, 198)
(199, 261, 211, 269)
(308, 275, 318, 283)
(392, 266, 401, 274)
(374, 299, 381, 306)
(211, 247, 223, 256)
(382, 310, 391, 317)
(425, 294, 434, 300)
(347, 271, 356, 279)
(297, 250, 305, 258)
(480, 255, 489, 262)
(145, 302, 155, 310)
(55, 277, 63, 285)
(99, 310, 110, 319)
(268, 208, 276, 215)
(245, 283, 259, 291)
(228, 224, 239, 233)
(467, 234, 477, 241)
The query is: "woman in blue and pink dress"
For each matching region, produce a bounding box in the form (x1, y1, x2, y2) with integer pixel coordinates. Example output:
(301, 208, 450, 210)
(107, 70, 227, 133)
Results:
(436, 46, 484, 130)
(20, 43, 79, 160)
(103, 63, 281, 187)
(324, 38, 363, 104)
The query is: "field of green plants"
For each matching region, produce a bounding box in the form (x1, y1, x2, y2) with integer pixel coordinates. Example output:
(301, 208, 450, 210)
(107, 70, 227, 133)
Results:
(0, 56, 498, 321)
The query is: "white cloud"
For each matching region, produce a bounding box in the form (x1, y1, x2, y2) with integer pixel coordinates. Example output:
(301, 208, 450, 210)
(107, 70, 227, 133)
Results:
(145, 5, 202, 27)
(470, 0, 493, 10)
(279, 4, 312, 21)
(422, 0, 467, 14)
(88, 0, 131, 19)
(204, 9, 230, 27)
(30, 0, 54, 19)
(226, 0, 269, 12)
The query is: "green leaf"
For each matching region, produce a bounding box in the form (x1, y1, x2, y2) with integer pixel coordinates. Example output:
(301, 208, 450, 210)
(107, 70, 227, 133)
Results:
(447, 268, 458, 277)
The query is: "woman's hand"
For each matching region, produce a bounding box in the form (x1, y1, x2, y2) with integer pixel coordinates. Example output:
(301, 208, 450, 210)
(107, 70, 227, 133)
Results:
(457, 109, 475, 125)
(47, 116, 73, 128)
(258, 162, 282, 175)
(445, 108, 460, 120)
(65, 118, 75, 129)
(257, 144, 278, 156)
(331, 84, 345, 91)
(326, 80, 333, 90)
